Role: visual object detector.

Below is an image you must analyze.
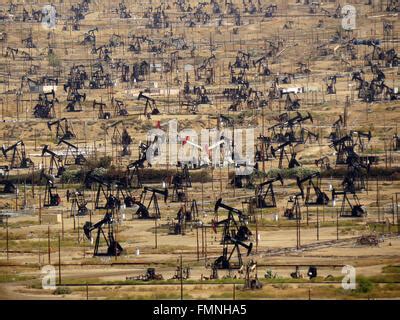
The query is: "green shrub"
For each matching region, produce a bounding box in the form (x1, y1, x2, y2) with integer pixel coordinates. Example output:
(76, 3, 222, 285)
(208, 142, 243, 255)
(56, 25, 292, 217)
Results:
(48, 52, 61, 68)
(53, 286, 72, 295)
(356, 277, 374, 293)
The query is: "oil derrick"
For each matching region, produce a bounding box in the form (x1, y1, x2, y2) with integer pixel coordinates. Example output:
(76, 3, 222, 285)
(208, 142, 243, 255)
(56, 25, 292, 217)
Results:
(93, 100, 111, 119)
(171, 163, 192, 202)
(171, 264, 190, 280)
(138, 92, 160, 119)
(271, 141, 301, 169)
(111, 98, 128, 117)
(170, 200, 199, 235)
(127, 268, 163, 281)
(212, 199, 253, 270)
(65, 88, 86, 112)
(195, 54, 215, 84)
(64, 65, 87, 92)
(241, 260, 262, 290)
(67, 189, 90, 217)
(283, 92, 301, 111)
(268, 111, 313, 144)
(57, 139, 86, 166)
(386, 0, 400, 12)
(296, 172, 329, 206)
(330, 134, 355, 165)
(131, 61, 149, 82)
(21, 33, 35, 48)
(0, 166, 16, 194)
(230, 163, 255, 189)
(193, 85, 211, 105)
(1, 141, 33, 169)
(326, 75, 337, 94)
(89, 62, 112, 89)
(350, 130, 371, 153)
(40, 170, 61, 207)
(107, 121, 132, 156)
(4, 47, 18, 60)
(83, 211, 123, 256)
(80, 27, 98, 45)
(315, 156, 331, 171)
(255, 174, 283, 208)
(41, 145, 65, 177)
(115, 178, 135, 208)
(332, 189, 366, 218)
(283, 192, 303, 220)
(255, 135, 274, 162)
(135, 186, 168, 219)
(146, 5, 169, 29)
(328, 115, 345, 142)
(128, 35, 148, 54)
(126, 156, 148, 189)
(84, 171, 120, 210)
(47, 118, 76, 141)
(33, 90, 58, 119)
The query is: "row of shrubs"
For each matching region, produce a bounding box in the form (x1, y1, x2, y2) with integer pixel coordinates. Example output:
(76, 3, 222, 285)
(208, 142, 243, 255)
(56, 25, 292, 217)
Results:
(6, 154, 400, 186)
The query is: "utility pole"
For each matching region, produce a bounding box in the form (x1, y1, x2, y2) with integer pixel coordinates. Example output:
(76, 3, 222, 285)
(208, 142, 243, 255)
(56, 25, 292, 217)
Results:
(154, 218, 158, 249)
(47, 225, 51, 264)
(6, 216, 9, 261)
(180, 254, 183, 300)
(58, 233, 61, 285)
(196, 227, 199, 261)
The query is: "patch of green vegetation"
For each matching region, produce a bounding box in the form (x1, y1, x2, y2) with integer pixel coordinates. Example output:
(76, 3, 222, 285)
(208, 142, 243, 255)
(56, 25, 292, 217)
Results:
(0, 274, 36, 283)
(48, 52, 61, 68)
(382, 265, 400, 274)
(266, 167, 320, 180)
(356, 276, 374, 293)
(53, 286, 72, 295)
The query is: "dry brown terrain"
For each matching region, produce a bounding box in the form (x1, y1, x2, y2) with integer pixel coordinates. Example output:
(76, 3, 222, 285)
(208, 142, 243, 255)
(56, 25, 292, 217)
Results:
(0, 0, 400, 299)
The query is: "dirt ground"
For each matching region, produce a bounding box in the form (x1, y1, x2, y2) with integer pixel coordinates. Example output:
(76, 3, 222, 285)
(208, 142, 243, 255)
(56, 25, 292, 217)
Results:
(0, 0, 400, 299)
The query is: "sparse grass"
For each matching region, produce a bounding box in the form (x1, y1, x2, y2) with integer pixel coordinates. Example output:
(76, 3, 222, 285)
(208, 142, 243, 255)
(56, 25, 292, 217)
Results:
(0, 273, 36, 283)
(382, 265, 400, 274)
